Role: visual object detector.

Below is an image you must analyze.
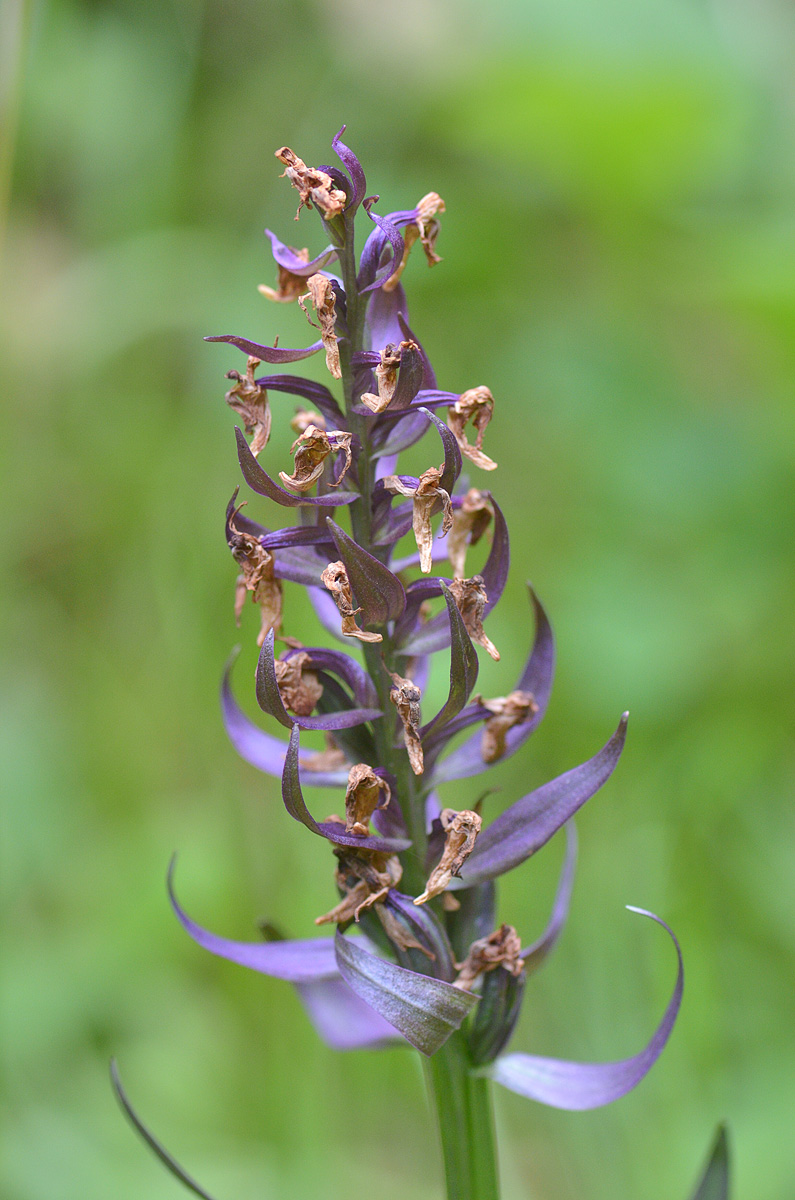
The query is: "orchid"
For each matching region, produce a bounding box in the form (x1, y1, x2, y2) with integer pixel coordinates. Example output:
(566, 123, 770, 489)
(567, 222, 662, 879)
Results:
(113, 129, 728, 1200)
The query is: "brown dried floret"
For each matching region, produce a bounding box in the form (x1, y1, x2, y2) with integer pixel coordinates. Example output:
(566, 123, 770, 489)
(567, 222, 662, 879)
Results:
(303, 731, 347, 773)
(225, 356, 271, 457)
(454, 924, 524, 992)
(447, 386, 497, 472)
(279, 425, 353, 493)
(448, 575, 500, 661)
(382, 466, 453, 574)
(344, 763, 392, 836)
(475, 690, 539, 763)
(446, 488, 493, 580)
(290, 406, 326, 436)
(383, 192, 446, 292)
(227, 503, 283, 646)
(388, 670, 424, 776)
(275, 147, 347, 220)
(321, 560, 383, 644)
(258, 246, 311, 303)
(414, 807, 482, 906)
(315, 847, 402, 926)
(298, 272, 341, 380)
(360, 342, 404, 414)
(274, 651, 323, 717)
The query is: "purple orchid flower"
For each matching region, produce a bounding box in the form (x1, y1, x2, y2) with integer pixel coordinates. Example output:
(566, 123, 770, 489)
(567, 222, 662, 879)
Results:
(118, 131, 705, 1200)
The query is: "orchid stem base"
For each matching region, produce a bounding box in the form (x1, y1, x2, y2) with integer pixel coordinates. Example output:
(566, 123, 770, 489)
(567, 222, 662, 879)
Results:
(424, 1032, 500, 1200)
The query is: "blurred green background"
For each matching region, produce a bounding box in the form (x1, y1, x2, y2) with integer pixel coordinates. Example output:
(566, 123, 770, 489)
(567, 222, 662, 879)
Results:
(2, 0, 793, 1197)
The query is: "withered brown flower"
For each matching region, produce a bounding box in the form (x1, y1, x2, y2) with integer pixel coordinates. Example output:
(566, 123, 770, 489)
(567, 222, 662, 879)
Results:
(448, 575, 500, 661)
(415, 808, 482, 905)
(383, 466, 453, 574)
(275, 147, 347, 220)
(447, 386, 497, 472)
(321, 561, 383, 644)
(225, 356, 271, 457)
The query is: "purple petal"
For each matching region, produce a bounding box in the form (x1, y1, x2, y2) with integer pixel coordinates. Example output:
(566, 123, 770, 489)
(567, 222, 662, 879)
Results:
(236, 427, 359, 508)
(429, 587, 555, 784)
(259, 525, 335, 553)
(522, 822, 577, 973)
(371, 409, 433, 459)
(690, 1126, 729, 1200)
(487, 908, 683, 1110)
(453, 715, 628, 887)
(326, 518, 406, 624)
(256, 629, 383, 731)
(254, 373, 346, 427)
(221, 658, 350, 787)
(398, 494, 509, 657)
(421, 582, 479, 740)
(397, 313, 436, 388)
(291, 645, 379, 708)
(205, 335, 323, 362)
(296, 977, 403, 1050)
(282, 725, 410, 851)
(334, 931, 478, 1056)
(386, 342, 425, 412)
(385, 891, 457, 981)
(264, 229, 338, 276)
(169, 862, 338, 982)
(332, 127, 367, 211)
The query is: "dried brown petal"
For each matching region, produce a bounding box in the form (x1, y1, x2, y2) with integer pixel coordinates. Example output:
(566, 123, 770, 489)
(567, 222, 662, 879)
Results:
(274, 651, 324, 717)
(382, 192, 446, 292)
(414, 808, 482, 905)
(344, 763, 391, 836)
(275, 147, 347, 220)
(299, 273, 341, 379)
(447, 386, 497, 472)
(360, 342, 403, 413)
(475, 690, 539, 763)
(376, 905, 435, 960)
(258, 247, 311, 303)
(278, 425, 352, 493)
(454, 923, 524, 992)
(315, 849, 402, 925)
(388, 670, 424, 775)
(321, 560, 383, 644)
(303, 732, 347, 773)
(225, 356, 272, 457)
(228, 503, 283, 645)
(448, 575, 500, 661)
(447, 488, 493, 579)
(290, 407, 326, 435)
(383, 466, 453, 574)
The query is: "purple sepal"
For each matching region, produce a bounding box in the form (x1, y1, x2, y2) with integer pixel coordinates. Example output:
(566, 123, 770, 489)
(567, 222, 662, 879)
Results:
(358, 201, 405, 294)
(334, 931, 478, 1056)
(256, 630, 382, 731)
(371, 409, 434, 459)
(255, 374, 346, 427)
(264, 229, 338, 276)
(398, 495, 509, 656)
(282, 725, 410, 852)
(486, 908, 683, 1110)
(522, 822, 577, 974)
(451, 715, 628, 888)
(419, 407, 461, 494)
(365, 282, 408, 352)
(689, 1126, 729, 1200)
(260, 526, 335, 553)
(205, 334, 323, 362)
(296, 977, 403, 1050)
(281, 644, 380, 707)
(326, 518, 406, 624)
(169, 861, 338, 982)
(421, 582, 479, 740)
(386, 342, 425, 411)
(221, 657, 350, 787)
(429, 587, 555, 784)
(398, 313, 436, 388)
(236, 427, 359, 508)
(332, 127, 367, 211)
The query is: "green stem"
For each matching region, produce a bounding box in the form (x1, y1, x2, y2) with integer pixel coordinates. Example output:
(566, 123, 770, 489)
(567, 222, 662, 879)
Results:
(424, 1032, 500, 1200)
